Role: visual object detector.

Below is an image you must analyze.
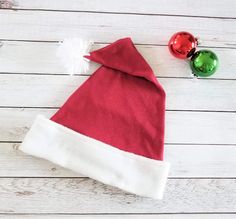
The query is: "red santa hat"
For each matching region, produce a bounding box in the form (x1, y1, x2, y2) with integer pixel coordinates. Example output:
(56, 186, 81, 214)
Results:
(20, 38, 170, 199)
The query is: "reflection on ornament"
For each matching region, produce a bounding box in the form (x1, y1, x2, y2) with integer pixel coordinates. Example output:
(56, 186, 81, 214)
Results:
(190, 50, 218, 77)
(168, 32, 219, 77)
(168, 31, 197, 59)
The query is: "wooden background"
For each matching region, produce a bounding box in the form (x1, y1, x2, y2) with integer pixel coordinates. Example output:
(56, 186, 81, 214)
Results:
(0, 0, 236, 218)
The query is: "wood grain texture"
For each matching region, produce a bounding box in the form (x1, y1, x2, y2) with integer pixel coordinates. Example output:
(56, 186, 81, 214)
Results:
(1, 143, 236, 177)
(0, 215, 235, 219)
(5, 0, 236, 18)
(0, 10, 235, 47)
(0, 41, 235, 79)
(0, 108, 235, 145)
(0, 74, 235, 111)
(0, 178, 235, 213)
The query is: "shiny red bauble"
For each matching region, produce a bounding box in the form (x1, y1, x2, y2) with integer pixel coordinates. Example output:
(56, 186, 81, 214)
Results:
(168, 31, 197, 59)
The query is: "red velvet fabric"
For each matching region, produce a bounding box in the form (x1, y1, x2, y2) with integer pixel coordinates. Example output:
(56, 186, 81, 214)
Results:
(51, 38, 166, 160)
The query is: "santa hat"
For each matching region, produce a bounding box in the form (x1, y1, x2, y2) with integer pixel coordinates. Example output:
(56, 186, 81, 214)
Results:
(20, 38, 170, 199)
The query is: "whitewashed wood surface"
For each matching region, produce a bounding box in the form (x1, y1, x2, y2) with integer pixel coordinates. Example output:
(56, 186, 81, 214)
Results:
(0, 0, 236, 218)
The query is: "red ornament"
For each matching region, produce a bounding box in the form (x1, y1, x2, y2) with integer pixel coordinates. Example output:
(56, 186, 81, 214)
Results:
(168, 31, 197, 59)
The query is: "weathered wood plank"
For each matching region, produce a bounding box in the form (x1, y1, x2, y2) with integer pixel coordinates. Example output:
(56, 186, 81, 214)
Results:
(0, 178, 235, 213)
(0, 108, 235, 144)
(0, 214, 235, 219)
(0, 142, 78, 177)
(0, 10, 235, 47)
(0, 74, 235, 111)
(4, 0, 236, 18)
(1, 143, 236, 177)
(0, 41, 234, 79)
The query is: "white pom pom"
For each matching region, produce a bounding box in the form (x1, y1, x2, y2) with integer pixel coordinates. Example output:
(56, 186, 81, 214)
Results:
(57, 38, 93, 75)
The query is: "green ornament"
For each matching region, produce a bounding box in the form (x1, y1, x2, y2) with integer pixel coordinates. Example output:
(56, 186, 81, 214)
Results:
(190, 50, 218, 77)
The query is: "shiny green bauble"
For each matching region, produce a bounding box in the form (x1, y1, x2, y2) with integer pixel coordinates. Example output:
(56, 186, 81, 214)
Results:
(190, 50, 218, 77)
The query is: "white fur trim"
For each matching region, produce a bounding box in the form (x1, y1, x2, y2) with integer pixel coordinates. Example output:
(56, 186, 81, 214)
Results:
(57, 38, 93, 75)
(20, 115, 170, 199)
